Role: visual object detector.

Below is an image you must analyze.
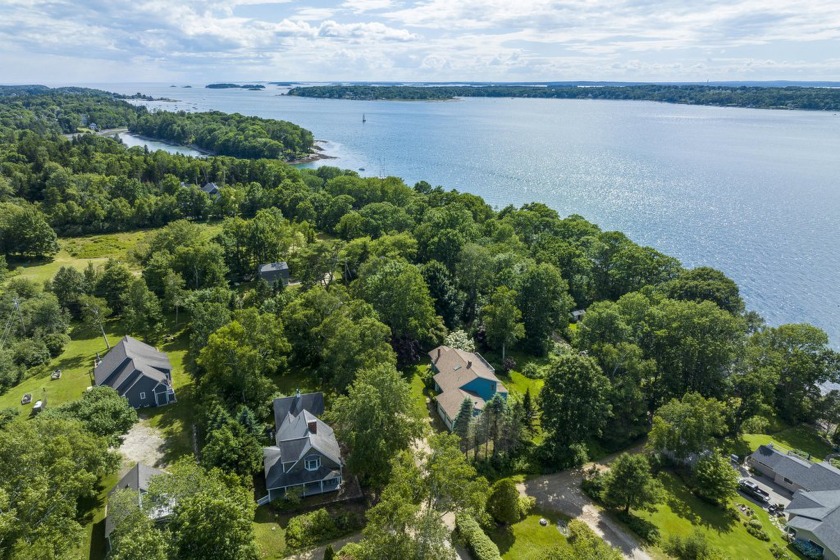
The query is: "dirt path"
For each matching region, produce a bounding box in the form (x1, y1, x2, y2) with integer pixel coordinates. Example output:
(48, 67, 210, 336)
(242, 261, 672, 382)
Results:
(118, 418, 166, 468)
(518, 449, 652, 560)
(282, 533, 362, 560)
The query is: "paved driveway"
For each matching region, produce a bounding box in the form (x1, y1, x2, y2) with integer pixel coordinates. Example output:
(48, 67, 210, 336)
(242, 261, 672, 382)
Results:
(519, 466, 652, 560)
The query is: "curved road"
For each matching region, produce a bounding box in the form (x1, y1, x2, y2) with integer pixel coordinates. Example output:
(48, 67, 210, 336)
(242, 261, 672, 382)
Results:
(518, 463, 652, 560)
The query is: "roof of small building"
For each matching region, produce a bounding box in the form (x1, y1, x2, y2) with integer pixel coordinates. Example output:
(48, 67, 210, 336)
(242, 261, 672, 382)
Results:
(750, 445, 840, 491)
(95, 336, 172, 393)
(201, 182, 219, 195)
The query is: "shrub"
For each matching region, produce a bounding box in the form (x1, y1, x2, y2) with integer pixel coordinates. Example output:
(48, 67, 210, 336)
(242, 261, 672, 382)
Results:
(741, 415, 770, 434)
(487, 478, 522, 525)
(502, 357, 516, 374)
(617, 511, 661, 545)
(665, 530, 722, 560)
(581, 468, 607, 501)
(39, 332, 70, 358)
(518, 495, 535, 519)
(769, 543, 792, 559)
(793, 539, 825, 560)
(744, 519, 770, 541)
(12, 338, 50, 367)
(284, 508, 363, 550)
(520, 363, 545, 379)
(456, 513, 501, 560)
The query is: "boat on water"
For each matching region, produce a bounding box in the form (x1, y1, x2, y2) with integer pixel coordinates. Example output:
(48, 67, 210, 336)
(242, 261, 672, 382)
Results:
(362, 114, 366, 123)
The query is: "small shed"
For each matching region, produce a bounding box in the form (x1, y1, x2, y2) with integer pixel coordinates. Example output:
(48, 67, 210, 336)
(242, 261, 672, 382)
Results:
(570, 309, 586, 323)
(258, 262, 290, 287)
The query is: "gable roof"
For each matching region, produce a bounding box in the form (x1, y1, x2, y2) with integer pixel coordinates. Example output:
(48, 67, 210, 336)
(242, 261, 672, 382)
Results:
(429, 345, 507, 422)
(265, 392, 342, 491)
(273, 392, 324, 431)
(788, 490, 840, 556)
(105, 463, 167, 539)
(202, 182, 220, 195)
(751, 445, 840, 491)
(95, 336, 172, 394)
(258, 262, 290, 283)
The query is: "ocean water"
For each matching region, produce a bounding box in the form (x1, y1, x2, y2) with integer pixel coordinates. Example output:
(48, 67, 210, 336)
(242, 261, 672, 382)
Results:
(86, 83, 840, 346)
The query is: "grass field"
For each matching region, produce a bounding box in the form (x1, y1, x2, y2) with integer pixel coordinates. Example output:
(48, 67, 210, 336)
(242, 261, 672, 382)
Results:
(490, 509, 571, 560)
(635, 471, 798, 560)
(254, 505, 287, 559)
(733, 426, 835, 462)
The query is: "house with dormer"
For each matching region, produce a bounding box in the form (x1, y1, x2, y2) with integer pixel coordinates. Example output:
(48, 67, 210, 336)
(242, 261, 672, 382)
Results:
(429, 345, 508, 430)
(94, 336, 176, 408)
(263, 391, 343, 502)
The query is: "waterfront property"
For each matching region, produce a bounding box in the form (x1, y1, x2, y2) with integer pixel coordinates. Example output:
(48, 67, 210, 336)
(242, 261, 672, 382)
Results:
(429, 345, 508, 430)
(263, 391, 343, 502)
(94, 336, 176, 408)
(749, 444, 840, 559)
(104, 463, 170, 549)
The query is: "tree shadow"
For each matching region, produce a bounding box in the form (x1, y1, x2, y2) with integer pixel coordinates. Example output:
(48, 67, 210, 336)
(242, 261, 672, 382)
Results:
(87, 519, 106, 560)
(142, 384, 197, 465)
(489, 524, 515, 555)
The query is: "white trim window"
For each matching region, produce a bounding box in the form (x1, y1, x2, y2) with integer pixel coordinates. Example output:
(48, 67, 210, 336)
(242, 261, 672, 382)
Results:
(304, 457, 321, 471)
(139, 392, 146, 400)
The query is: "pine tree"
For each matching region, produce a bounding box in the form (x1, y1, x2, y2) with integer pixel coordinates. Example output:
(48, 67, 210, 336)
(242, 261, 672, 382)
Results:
(522, 387, 535, 430)
(452, 397, 474, 456)
(323, 544, 335, 560)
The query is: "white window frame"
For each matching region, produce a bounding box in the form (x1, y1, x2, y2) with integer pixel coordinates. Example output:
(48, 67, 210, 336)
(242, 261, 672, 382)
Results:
(305, 457, 320, 471)
(139, 392, 146, 400)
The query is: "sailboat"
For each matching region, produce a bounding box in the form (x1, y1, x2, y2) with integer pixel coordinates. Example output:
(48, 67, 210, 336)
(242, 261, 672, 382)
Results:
(362, 113, 366, 124)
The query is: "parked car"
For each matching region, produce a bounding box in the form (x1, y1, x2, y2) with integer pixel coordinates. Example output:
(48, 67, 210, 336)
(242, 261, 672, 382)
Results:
(20, 393, 31, 405)
(730, 454, 741, 464)
(739, 479, 771, 502)
(32, 400, 43, 414)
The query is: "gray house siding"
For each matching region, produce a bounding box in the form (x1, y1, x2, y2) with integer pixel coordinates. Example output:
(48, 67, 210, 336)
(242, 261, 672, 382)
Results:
(124, 376, 160, 408)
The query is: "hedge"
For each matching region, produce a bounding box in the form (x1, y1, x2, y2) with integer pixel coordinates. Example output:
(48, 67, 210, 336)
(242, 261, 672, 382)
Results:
(456, 513, 501, 560)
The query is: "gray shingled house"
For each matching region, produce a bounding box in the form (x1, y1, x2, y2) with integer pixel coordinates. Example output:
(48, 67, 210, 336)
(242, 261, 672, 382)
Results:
(428, 345, 508, 430)
(258, 262, 290, 287)
(749, 444, 840, 559)
(104, 463, 170, 549)
(263, 391, 343, 502)
(94, 336, 176, 408)
(201, 182, 221, 199)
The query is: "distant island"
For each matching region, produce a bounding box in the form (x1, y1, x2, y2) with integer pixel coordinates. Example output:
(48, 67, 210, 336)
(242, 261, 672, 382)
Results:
(206, 83, 266, 90)
(287, 84, 840, 111)
(268, 82, 295, 86)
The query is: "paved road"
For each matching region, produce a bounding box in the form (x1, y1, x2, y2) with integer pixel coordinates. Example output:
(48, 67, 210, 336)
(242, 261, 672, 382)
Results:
(518, 463, 652, 560)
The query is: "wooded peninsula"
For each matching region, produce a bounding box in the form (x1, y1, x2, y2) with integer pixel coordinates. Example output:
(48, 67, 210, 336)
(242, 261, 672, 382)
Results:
(287, 83, 840, 111)
(0, 86, 837, 560)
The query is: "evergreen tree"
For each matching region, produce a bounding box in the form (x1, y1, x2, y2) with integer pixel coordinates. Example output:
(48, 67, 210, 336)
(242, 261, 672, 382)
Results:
(453, 397, 474, 455)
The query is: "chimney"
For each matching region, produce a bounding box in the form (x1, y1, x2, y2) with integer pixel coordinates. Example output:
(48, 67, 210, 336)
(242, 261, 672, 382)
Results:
(467, 361, 472, 369)
(437, 348, 441, 359)
(308, 421, 317, 434)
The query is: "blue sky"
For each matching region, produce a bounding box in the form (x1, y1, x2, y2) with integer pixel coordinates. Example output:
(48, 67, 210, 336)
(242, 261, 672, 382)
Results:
(1, 0, 839, 83)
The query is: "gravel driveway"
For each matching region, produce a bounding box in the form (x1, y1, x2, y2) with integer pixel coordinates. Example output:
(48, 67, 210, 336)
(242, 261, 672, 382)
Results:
(118, 418, 166, 468)
(519, 464, 652, 560)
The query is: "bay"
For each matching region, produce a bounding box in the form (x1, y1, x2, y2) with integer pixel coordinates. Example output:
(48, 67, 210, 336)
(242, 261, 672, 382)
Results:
(85, 82, 840, 347)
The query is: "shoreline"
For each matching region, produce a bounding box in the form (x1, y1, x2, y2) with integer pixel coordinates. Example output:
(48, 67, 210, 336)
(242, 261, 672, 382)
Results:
(290, 140, 336, 165)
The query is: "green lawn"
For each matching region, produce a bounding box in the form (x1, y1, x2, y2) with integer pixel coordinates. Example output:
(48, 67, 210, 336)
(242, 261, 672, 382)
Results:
(254, 505, 287, 559)
(489, 510, 572, 560)
(734, 426, 835, 462)
(404, 362, 432, 418)
(634, 471, 798, 560)
(0, 321, 126, 411)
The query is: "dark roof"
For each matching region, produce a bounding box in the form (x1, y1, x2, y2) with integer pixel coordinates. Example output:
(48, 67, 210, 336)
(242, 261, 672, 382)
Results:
(258, 262, 290, 283)
(201, 182, 220, 195)
(95, 336, 172, 394)
(788, 490, 840, 556)
(751, 445, 840, 491)
(273, 392, 324, 430)
(105, 463, 167, 539)
(265, 392, 342, 491)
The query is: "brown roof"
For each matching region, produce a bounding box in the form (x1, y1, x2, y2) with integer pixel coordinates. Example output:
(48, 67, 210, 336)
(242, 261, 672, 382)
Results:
(429, 346, 507, 422)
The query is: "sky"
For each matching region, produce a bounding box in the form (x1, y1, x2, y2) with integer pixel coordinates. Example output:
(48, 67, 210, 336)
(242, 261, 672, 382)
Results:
(1, 0, 839, 83)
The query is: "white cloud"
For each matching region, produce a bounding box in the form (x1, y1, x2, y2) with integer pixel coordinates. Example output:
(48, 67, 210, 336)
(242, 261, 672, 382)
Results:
(0, 0, 839, 82)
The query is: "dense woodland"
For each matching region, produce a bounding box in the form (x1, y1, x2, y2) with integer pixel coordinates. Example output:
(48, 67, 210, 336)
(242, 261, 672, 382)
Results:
(0, 87, 838, 560)
(288, 84, 840, 110)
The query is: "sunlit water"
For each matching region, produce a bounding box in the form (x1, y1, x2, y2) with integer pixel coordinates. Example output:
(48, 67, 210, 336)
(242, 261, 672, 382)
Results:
(84, 83, 840, 347)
